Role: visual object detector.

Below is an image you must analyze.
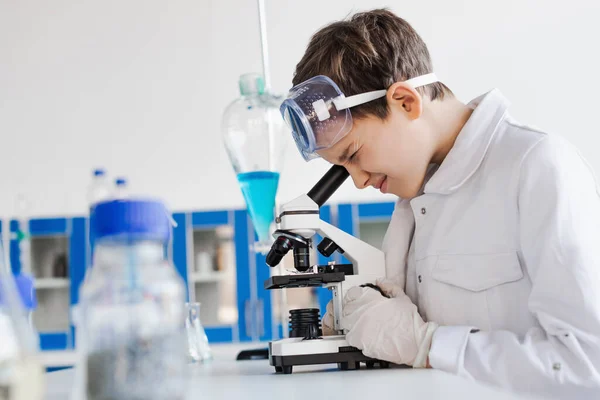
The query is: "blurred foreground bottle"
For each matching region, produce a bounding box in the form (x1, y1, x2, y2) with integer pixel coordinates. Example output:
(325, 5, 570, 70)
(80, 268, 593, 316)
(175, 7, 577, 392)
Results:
(222, 73, 288, 252)
(0, 240, 44, 400)
(78, 199, 188, 400)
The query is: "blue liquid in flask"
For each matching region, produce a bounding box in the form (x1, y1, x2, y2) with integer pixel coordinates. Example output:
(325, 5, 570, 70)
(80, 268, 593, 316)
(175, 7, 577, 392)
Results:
(237, 171, 280, 242)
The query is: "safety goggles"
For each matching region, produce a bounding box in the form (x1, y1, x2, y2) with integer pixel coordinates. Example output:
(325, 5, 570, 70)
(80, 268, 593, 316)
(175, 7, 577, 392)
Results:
(280, 73, 439, 161)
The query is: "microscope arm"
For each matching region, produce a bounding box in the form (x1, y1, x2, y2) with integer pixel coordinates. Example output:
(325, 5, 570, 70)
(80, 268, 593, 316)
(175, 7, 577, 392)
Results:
(316, 219, 385, 277)
(278, 193, 386, 300)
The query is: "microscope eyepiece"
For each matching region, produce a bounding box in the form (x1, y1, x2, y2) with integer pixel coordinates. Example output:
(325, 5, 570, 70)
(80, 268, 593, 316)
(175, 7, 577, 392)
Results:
(307, 165, 349, 207)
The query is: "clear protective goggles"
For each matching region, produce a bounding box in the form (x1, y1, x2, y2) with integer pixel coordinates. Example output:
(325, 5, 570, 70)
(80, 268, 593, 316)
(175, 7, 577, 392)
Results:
(280, 73, 439, 161)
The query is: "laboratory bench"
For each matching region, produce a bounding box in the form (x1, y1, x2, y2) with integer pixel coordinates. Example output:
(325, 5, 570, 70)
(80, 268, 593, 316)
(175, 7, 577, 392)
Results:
(43, 343, 537, 400)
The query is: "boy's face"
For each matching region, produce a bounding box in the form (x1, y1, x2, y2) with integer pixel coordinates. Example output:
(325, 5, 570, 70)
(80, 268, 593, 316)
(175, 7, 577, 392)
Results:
(317, 106, 431, 199)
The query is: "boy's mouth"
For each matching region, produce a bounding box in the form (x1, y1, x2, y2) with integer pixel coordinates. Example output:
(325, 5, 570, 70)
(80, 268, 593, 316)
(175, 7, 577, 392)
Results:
(374, 176, 387, 191)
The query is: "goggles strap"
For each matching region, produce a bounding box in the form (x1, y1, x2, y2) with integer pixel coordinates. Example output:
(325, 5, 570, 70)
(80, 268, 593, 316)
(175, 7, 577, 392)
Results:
(333, 90, 386, 111)
(332, 73, 439, 111)
(405, 73, 439, 89)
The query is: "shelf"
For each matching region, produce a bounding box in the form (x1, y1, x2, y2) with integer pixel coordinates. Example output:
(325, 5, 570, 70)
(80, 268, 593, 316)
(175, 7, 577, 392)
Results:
(34, 278, 70, 290)
(190, 271, 226, 283)
(39, 350, 77, 367)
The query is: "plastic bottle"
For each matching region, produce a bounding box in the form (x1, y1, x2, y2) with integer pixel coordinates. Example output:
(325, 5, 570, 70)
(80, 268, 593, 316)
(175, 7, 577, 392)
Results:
(0, 240, 44, 400)
(86, 169, 111, 266)
(12, 273, 36, 328)
(78, 199, 188, 400)
(13, 195, 36, 327)
(74, 169, 112, 360)
(113, 177, 128, 199)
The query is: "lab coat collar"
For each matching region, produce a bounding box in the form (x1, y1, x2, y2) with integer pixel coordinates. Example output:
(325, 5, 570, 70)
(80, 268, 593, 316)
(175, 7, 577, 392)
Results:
(424, 89, 510, 194)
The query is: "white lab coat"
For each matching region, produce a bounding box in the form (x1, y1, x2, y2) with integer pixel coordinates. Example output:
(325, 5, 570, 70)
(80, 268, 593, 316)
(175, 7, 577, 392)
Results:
(382, 89, 600, 398)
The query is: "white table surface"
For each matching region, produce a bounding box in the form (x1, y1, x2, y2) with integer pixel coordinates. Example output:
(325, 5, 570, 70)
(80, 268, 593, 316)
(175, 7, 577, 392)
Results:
(44, 343, 536, 400)
(40, 350, 77, 368)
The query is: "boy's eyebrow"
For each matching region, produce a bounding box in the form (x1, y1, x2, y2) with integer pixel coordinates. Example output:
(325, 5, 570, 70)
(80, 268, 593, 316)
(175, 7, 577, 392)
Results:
(337, 146, 351, 164)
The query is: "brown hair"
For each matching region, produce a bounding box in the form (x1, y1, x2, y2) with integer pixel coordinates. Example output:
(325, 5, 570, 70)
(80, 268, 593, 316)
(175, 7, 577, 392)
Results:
(292, 9, 452, 120)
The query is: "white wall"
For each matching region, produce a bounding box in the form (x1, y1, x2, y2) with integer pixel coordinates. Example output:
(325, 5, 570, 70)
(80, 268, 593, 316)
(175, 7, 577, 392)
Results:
(1, 0, 599, 217)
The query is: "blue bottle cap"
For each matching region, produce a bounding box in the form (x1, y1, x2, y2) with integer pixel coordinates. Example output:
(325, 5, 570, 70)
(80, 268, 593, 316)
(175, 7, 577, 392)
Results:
(93, 168, 105, 177)
(115, 178, 126, 186)
(92, 199, 171, 242)
(14, 273, 36, 310)
(0, 273, 36, 310)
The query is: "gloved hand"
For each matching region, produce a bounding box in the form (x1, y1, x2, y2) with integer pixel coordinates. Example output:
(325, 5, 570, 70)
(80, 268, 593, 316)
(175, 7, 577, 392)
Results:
(322, 289, 388, 335)
(341, 278, 438, 368)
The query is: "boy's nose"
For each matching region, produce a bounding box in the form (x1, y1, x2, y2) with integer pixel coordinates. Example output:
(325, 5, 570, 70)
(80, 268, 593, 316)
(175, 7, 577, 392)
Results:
(345, 164, 369, 189)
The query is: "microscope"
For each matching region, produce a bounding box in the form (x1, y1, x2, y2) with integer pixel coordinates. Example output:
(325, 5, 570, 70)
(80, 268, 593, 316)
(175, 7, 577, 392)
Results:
(264, 165, 389, 374)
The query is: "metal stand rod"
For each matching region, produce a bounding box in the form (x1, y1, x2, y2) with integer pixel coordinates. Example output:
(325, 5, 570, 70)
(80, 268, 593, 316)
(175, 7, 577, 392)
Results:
(257, 0, 284, 337)
(257, 0, 271, 91)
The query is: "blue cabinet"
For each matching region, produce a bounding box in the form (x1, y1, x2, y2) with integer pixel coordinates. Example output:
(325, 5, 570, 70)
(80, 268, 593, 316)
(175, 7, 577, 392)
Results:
(337, 202, 395, 267)
(337, 202, 395, 239)
(171, 209, 254, 343)
(10, 217, 86, 351)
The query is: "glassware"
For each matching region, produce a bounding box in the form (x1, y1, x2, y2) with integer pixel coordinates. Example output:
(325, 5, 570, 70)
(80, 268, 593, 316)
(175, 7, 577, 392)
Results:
(78, 199, 188, 400)
(185, 302, 212, 363)
(222, 73, 288, 251)
(0, 240, 44, 400)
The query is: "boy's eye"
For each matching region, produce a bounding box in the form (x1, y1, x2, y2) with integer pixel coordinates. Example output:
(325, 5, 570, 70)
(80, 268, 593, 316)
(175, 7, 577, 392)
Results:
(348, 150, 359, 163)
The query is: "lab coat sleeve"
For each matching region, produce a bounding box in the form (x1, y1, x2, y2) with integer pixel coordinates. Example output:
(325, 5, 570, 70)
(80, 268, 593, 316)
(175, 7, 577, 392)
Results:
(429, 135, 600, 398)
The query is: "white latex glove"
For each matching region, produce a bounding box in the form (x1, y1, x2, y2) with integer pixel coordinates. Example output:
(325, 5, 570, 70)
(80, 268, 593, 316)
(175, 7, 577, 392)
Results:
(341, 278, 438, 368)
(322, 289, 388, 335)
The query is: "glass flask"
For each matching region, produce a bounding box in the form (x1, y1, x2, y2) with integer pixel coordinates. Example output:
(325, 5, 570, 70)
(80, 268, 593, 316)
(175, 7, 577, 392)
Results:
(185, 302, 212, 363)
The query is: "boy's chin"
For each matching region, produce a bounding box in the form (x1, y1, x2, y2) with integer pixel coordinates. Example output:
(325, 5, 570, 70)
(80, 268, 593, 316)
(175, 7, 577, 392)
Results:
(389, 181, 422, 200)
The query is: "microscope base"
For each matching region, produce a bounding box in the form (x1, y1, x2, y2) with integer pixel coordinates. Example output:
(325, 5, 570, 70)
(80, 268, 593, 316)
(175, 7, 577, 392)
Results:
(268, 335, 390, 374)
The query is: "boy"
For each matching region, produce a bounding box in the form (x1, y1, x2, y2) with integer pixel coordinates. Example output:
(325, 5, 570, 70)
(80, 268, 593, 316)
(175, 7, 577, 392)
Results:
(280, 9, 600, 399)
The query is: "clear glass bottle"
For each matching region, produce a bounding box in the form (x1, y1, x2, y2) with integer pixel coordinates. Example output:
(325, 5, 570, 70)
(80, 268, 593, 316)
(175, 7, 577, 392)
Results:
(113, 177, 128, 199)
(86, 168, 111, 271)
(78, 199, 188, 400)
(222, 73, 288, 250)
(76, 168, 113, 348)
(87, 169, 111, 207)
(0, 241, 44, 400)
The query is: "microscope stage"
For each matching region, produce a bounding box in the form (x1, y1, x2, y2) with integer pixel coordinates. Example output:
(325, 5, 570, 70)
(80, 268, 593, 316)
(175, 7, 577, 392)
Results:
(264, 272, 345, 289)
(269, 336, 390, 374)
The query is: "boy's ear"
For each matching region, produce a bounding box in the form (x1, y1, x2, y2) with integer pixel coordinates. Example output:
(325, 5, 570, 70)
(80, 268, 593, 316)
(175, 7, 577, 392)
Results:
(386, 82, 423, 120)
